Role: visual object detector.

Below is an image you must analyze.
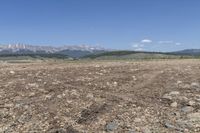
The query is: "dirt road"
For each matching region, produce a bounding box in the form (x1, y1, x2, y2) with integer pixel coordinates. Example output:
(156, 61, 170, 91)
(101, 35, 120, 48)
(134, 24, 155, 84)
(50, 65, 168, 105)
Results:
(0, 59, 200, 132)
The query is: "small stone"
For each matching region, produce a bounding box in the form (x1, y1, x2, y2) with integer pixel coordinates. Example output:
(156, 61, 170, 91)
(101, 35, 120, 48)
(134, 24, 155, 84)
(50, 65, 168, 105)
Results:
(28, 83, 39, 88)
(37, 79, 42, 82)
(170, 102, 178, 108)
(196, 98, 200, 102)
(177, 81, 183, 84)
(141, 127, 151, 133)
(18, 113, 32, 123)
(188, 101, 195, 106)
(127, 129, 139, 133)
(4, 103, 14, 108)
(191, 82, 200, 88)
(49, 128, 66, 133)
(113, 82, 118, 86)
(165, 122, 176, 129)
(71, 89, 80, 97)
(174, 112, 180, 117)
(177, 96, 188, 102)
(128, 129, 138, 133)
(0, 109, 9, 118)
(162, 94, 172, 100)
(86, 93, 94, 99)
(45, 94, 52, 99)
(181, 84, 190, 89)
(132, 76, 137, 81)
(181, 106, 194, 113)
(105, 121, 118, 131)
(57, 95, 62, 99)
(191, 82, 200, 91)
(9, 71, 15, 74)
(169, 91, 180, 96)
(134, 118, 142, 123)
(29, 92, 35, 97)
(66, 126, 79, 133)
(164, 122, 184, 132)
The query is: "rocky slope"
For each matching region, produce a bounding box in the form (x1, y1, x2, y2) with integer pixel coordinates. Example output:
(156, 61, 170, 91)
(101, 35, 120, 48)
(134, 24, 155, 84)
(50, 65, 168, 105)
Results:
(0, 60, 200, 132)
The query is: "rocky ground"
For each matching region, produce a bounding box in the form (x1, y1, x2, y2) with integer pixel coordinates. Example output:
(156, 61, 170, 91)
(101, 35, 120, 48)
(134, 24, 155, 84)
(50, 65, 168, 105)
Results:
(0, 59, 200, 133)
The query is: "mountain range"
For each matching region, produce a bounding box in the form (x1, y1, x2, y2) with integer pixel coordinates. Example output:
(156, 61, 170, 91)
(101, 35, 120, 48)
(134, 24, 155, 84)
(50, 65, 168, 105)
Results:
(0, 44, 107, 58)
(0, 44, 200, 59)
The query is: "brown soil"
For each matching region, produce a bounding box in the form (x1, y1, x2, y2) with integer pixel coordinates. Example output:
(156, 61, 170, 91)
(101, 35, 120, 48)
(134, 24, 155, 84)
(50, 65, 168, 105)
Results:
(0, 59, 200, 132)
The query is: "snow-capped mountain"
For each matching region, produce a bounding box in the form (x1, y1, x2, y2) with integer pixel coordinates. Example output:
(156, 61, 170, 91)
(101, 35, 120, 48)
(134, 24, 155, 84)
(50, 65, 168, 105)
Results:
(0, 44, 58, 53)
(0, 44, 107, 58)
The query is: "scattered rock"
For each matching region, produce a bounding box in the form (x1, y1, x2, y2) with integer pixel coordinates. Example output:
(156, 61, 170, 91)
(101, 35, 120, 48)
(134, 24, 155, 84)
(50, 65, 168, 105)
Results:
(49, 128, 66, 133)
(86, 93, 94, 99)
(141, 127, 151, 133)
(173, 112, 180, 117)
(4, 103, 14, 108)
(164, 122, 176, 129)
(57, 95, 62, 99)
(128, 129, 138, 133)
(71, 89, 79, 97)
(181, 106, 194, 113)
(169, 91, 180, 96)
(28, 83, 39, 88)
(191, 82, 200, 88)
(9, 71, 15, 74)
(177, 81, 183, 85)
(191, 82, 200, 91)
(0, 109, 9, 118)
(177, 96, 188, 102)
(18, 113, 32, 123)
(188, 100, 195, 106)
(77, 103, 109, 124)
(105, 121, 118, 131)
(164, 122, 184, 132)
(113, 82, 118, 86)
(37, 79, 42, 82)
(170, 102, 178, 108)
(162, 94, 172, 100)
(134, 118, 142, 123)
(1, 60, 200, 132)
(181, 84, 190, 89)
(132, 76, 137, 81)
(66, 126, 80, 133)
(29, 92, 35, 97)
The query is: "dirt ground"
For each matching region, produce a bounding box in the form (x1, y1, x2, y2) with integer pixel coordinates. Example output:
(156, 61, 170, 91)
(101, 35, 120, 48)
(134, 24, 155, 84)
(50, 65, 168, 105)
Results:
(0, 59, 200, 133)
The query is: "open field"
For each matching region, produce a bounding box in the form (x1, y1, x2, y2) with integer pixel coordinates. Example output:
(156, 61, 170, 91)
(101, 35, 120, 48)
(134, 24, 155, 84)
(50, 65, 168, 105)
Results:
(0, 59, 200, 132)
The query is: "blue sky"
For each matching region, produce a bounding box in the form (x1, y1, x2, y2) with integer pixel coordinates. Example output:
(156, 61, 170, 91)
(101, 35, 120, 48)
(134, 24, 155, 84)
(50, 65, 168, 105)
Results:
(0, 0, 200, 51)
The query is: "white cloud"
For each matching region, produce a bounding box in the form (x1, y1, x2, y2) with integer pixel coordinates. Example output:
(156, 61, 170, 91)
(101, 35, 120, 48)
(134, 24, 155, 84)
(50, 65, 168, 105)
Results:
(135, 48, 144, 51)
(131, 39, 152, 51)
(158, 40, 182, 46)
(132, 44, 139, 48)
(175, 42, 181, 46)
(158, 41, 173, 44)
(131, 38, 182, 51)
(132, 43, 145, 51)
(141, 39, 152, 43)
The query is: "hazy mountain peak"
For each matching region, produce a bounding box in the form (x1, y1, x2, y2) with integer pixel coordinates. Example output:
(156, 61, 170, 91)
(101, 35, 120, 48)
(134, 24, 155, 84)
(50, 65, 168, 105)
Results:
(0, 44, 107, 57)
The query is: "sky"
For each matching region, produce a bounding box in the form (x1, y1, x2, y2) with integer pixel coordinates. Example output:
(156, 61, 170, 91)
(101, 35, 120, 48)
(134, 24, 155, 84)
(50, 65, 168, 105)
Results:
(0, 0, 200, 52)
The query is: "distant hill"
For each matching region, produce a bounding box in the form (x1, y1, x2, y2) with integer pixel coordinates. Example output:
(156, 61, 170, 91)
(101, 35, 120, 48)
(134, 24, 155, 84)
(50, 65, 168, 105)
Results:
(56, 49, 105, 58)
(83, 51, 190, 60)
(171, 49, 200, 56)
(0, 53, 69, 60)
